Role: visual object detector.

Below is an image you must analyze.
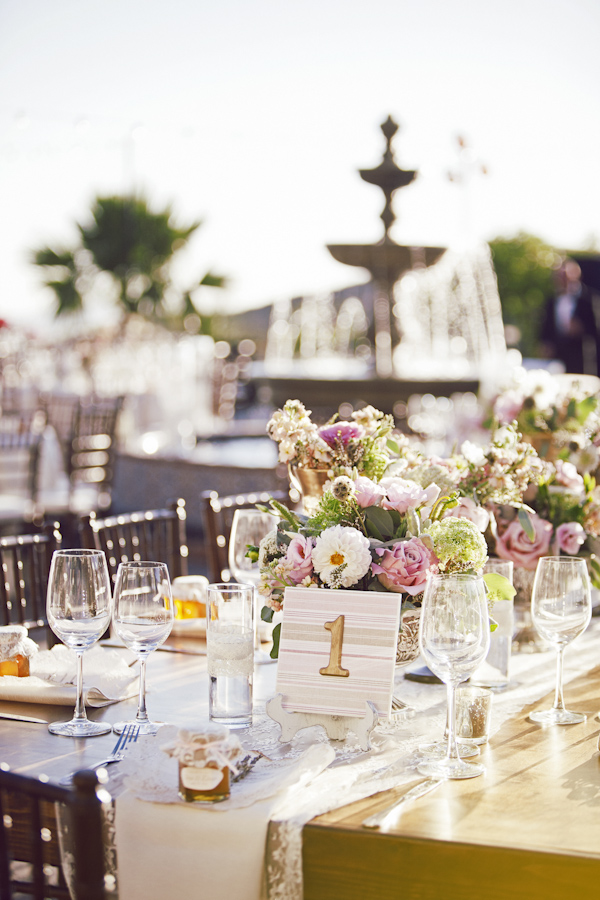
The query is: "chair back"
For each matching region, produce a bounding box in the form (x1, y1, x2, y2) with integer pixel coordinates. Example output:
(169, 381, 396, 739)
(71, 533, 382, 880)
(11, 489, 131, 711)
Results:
(0, 768, 106, 900)
(0, 431, 43, 525)
(44, 393, 124, 509)
(79, 499, 188, 584)
(200, 489, 289, 583)
(0, 524, 61, 640)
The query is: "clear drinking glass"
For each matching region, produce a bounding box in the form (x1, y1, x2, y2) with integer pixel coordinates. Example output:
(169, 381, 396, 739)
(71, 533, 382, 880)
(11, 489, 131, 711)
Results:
(471, 559, 514, 690)
(417, 574, 490, 779)
(46, 549, 112, 737)
(112, 561, 174, 736)
(529, 556, 591, 726)
(228, 509, 276, 665)
(207, 583, 254, 728)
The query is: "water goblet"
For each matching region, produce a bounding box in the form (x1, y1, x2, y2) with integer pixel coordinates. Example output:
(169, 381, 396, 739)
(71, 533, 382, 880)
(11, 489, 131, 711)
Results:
(529, 556, 591, 726)
(112, 561, 174, 736)
(228, 508, 276, 665)
(46, 549, 112, 737)
(417, 574, 490, 780)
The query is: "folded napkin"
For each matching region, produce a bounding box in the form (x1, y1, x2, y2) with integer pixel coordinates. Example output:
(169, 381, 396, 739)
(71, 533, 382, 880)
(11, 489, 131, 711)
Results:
(0, 645, 139, 707)
(115, 733, 334, 900)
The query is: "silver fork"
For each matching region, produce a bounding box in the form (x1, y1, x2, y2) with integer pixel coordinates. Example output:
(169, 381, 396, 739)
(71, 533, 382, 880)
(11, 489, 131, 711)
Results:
(59, 723, 140, 785)
(391, 695, 409, 711)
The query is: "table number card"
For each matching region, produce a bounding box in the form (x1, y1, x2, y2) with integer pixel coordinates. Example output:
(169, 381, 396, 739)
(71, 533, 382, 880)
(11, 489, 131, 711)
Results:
(275, 587, 402, 718)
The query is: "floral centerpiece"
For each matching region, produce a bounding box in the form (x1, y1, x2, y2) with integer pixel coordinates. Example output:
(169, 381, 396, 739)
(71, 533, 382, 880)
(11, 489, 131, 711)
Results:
(254, 470, 512, 658)
(267, 400, 398, 480)
(489, 367, 600, 463)
(393, 421, 600, 589)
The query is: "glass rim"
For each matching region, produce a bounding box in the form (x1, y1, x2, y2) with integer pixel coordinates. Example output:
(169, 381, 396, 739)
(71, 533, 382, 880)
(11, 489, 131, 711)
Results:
(116, 560, 169, 569)
(536, 555, 588, 564)
(427, 572, 482, 581)
(53, 548, 106, 557)
(208, 582, 255, 592)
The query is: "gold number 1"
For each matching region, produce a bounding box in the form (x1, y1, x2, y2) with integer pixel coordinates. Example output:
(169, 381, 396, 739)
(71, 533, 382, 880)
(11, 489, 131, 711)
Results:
(319, 615, 350, 677)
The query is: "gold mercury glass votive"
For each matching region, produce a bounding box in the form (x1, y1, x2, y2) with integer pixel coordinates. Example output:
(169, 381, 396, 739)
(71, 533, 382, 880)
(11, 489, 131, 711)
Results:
(161, 726, 243, 803)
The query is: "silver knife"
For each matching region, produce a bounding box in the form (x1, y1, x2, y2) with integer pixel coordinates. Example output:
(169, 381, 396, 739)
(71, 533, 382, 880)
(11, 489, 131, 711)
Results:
(361, 778, 444, 829)
(0, 712, 48, 724)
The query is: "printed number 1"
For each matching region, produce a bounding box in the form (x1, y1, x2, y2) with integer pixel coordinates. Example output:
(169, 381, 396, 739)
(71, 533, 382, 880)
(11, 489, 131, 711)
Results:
(319, 615, 350, 677)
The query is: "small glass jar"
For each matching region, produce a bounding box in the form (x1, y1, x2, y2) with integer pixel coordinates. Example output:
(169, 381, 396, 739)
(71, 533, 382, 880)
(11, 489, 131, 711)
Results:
(162, 725, 242, 803)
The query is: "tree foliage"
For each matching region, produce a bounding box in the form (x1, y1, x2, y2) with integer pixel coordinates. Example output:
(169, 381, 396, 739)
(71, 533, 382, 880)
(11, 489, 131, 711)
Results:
(489, 232, 559, 358)
(32, 195, 226, 329)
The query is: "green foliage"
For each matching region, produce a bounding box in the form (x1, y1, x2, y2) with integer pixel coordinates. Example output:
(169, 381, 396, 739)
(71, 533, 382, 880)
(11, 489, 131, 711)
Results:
(32, 194, 226, 329)
(489, 232, 558, 358)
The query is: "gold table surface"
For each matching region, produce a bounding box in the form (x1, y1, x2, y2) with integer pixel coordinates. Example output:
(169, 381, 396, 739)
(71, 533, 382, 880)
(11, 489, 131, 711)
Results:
(1, 640, 600, 900)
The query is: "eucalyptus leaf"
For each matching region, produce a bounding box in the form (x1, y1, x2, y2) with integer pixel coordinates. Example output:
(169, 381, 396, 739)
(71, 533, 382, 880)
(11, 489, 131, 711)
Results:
(261, 606, 274, 623)
(270, 622, 281, 659)
(364, 506, 394, 537)
(518, 507, 536, 542)
(483, 572, 516, 603)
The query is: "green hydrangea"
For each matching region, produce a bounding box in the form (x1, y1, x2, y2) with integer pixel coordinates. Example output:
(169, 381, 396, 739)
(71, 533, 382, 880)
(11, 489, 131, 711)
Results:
(428, 517, 488, 574)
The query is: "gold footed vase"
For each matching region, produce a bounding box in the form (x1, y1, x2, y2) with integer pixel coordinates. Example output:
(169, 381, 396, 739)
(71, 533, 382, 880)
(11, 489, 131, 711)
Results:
(288, 464, 331, 516)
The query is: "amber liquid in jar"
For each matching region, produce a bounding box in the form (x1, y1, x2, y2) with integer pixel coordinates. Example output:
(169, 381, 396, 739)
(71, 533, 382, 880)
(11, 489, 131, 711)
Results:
(178, 761, 230, 803)
(173, 598, 206, 620)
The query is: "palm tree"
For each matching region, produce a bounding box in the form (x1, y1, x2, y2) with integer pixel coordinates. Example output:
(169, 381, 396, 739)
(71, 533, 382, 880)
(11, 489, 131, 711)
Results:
(32, 195, 226, 328)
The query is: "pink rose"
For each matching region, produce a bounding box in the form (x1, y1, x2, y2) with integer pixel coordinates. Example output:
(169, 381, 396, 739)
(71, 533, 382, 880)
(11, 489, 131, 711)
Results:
(443, 497, 490, 533)
(380, 477, 441, 514)
(354, 475, 386, 508)
(495, 515, 553, 570)
(556, 522, 586, 555)
(371, 537, 439, 595)
(284, 534, 315, 583)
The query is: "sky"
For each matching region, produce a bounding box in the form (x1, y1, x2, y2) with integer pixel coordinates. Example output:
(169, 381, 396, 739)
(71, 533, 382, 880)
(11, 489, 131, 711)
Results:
(1, 0, 599, 334)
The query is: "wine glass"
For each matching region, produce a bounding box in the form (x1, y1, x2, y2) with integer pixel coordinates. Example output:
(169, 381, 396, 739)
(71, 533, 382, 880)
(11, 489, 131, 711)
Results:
(529, 556, 591, 726)
(417, 574, 490, 779)
(228, 509, 276, 665)
(112, 561, 174, 735)
(46, 549, 112, 737)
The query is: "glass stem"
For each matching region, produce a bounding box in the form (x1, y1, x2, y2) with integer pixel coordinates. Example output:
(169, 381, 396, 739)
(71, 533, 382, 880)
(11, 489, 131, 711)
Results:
(446, 681, 459, 761)
(136, 657, 150, 722)
(553, 646, 566, 712)
(73, 651, 87, 722)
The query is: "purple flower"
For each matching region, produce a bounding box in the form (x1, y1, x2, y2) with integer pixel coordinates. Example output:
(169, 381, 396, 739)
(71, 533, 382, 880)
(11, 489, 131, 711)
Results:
(371, 537, 438, 595)
(556, 522, 586, 555)
(318, 421, 364, 448)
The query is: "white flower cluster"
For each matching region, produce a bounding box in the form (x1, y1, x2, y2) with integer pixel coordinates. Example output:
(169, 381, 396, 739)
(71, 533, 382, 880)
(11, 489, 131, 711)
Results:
(266, 400, 330, 465)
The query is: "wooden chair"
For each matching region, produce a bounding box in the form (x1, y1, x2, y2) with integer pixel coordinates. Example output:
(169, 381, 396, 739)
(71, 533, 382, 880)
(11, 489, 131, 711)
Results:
(43, 393, 124, 511)
(0, 768, 106, 900)
(200, 489, 290, 583)
(0, 431, 43, 526)
(79, 499, 189, 584)
(0, 524, 62, 643)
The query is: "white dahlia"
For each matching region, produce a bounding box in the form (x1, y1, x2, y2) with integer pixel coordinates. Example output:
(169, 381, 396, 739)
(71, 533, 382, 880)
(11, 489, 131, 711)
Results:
(311, 525, 372, 588)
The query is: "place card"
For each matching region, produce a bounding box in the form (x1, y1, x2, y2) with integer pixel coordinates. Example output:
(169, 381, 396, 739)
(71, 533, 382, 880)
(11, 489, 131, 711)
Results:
(275, 586, 402, 718)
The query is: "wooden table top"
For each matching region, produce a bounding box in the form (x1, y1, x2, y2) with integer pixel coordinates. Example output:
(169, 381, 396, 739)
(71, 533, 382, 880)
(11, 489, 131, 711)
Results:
(2, 640, 600, 900)
(304, 664, 600, 900)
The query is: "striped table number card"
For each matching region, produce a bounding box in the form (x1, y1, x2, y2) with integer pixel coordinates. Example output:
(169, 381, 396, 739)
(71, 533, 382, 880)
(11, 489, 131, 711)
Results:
(276, 587, 402, 718)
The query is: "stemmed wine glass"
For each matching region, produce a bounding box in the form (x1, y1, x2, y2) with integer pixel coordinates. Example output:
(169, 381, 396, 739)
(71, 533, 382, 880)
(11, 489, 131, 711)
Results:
(112, 561, 174, 735)
(417, 574, 490, 780)
(46, 549, 112, 737)
(529, 556, 591, 725)
(228, 509, 276, 665)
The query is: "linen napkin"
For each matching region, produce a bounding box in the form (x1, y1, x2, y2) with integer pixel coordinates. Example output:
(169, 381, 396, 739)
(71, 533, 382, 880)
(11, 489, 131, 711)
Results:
(115, 737, 334, 900)
(0, 644, 139, 707)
